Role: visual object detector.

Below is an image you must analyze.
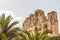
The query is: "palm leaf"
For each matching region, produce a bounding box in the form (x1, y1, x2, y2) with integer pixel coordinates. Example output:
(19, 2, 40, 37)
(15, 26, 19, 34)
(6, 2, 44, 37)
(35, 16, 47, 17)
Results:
(19, 32, 27, 40)
(7, 21, 19, 30)
(0, 33, 7, 40)
(23, 30, 33, 40)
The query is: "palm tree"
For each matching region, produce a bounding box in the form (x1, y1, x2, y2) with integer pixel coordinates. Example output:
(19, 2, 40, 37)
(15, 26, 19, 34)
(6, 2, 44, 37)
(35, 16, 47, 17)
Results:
(18, 27, 52, 40)
(0, 33, 7, 40)
(0, 13, 20, 40)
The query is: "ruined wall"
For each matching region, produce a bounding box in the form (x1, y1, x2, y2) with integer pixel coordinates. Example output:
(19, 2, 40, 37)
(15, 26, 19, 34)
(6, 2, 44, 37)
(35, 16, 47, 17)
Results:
(22, 9, 59, 36)
(34, 10, 47, 31)
(22, 9, 47, 31)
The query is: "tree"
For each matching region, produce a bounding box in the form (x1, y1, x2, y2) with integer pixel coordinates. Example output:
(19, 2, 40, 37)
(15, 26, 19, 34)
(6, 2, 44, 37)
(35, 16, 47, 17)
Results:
(18, 27, 52, 40)
(0, 13, 20, 40)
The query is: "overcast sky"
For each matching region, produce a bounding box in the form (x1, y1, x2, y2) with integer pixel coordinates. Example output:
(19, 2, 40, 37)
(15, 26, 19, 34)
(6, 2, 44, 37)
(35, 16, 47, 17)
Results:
(0, 0, 60, 33)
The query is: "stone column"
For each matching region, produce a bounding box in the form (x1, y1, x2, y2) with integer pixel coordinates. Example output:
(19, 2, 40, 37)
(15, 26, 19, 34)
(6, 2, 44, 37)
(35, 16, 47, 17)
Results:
(47, 11, 59, 36)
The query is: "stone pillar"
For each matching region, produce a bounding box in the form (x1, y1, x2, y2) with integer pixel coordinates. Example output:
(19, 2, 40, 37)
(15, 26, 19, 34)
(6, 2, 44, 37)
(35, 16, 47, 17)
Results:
(47, 11, 59, 36)
(29, 14, 34, 27)
(34, 9, 47, 31)
(22, 17, 30, 30)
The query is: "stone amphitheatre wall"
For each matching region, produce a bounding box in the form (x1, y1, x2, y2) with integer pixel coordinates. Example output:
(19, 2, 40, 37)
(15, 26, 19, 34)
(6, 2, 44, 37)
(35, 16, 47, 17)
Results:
(22, 9, 59, 36)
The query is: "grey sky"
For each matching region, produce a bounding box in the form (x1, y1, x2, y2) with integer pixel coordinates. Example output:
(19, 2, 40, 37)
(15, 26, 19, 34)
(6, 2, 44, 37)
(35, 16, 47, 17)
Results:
(0, 0, 60, 33)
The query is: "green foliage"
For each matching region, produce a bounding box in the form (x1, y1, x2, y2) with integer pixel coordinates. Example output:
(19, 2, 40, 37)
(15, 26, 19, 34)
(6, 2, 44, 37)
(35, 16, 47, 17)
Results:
(0, 33, 7, 40)
(0, 13, 20, 40)
(18, 28, 52, 40)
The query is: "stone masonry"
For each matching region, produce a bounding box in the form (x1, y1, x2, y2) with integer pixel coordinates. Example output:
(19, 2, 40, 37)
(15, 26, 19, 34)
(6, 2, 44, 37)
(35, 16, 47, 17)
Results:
(22, 9, 59, 36)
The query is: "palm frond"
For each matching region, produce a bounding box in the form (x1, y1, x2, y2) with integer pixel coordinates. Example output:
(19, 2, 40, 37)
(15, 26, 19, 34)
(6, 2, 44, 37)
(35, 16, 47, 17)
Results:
(0, 33, 7, 40)
(23, 30, 33, 40)
(8, 21, 19, 30)
(19, 32, 27, 40)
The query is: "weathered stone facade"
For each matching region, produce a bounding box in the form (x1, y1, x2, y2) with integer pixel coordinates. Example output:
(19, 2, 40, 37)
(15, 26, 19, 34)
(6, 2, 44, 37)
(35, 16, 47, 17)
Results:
(22, 9, 59, 36)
